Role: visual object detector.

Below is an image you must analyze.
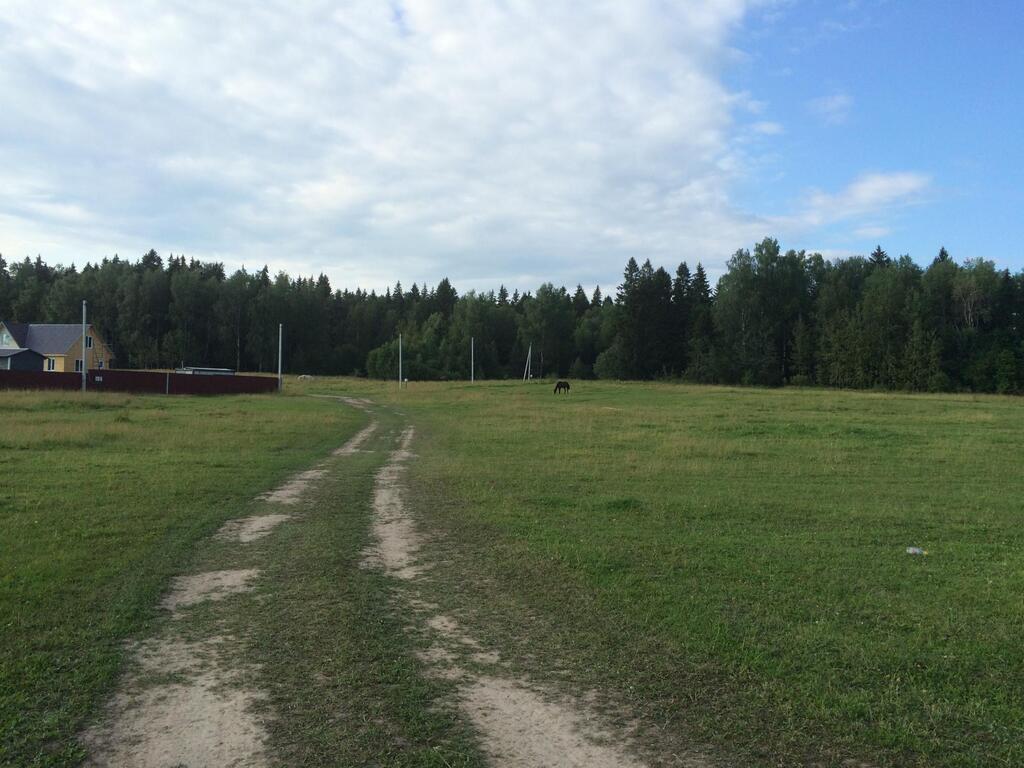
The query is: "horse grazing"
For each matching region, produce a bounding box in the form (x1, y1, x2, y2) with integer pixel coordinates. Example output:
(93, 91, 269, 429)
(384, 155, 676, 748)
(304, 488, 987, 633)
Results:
(554, 380, 571, 394)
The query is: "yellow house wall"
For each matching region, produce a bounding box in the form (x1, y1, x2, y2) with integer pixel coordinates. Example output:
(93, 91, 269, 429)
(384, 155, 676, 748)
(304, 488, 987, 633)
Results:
(54, 328, 113, 372)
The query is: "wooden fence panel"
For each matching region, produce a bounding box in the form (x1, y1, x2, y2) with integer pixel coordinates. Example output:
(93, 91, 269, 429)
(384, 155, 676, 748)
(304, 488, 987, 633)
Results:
(0, 370, 279, 395)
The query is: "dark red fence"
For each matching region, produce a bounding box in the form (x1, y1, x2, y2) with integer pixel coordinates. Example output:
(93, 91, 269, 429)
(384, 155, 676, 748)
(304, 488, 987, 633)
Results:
(0, 369, 279, 395)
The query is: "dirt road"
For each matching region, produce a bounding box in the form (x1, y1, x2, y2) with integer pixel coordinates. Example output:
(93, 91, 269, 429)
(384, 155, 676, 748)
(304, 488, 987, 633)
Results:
(81, 397, 684, 767)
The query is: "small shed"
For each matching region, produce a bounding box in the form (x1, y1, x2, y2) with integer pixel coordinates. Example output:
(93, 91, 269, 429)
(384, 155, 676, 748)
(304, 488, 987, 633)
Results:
(0, 348, 45, 371)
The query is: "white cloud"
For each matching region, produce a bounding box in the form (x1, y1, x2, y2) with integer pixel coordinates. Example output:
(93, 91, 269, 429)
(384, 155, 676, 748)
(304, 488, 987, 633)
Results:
(751, 121, 784, 135)
(289, 174, 368, 215)
(0, 0, 769, 289)
(853, 224, 892, 239)
(801, 172, 931, 224)
(764, 172, 930, 248)
(807, 91, 852, 124)
(0, 2, 932, 291)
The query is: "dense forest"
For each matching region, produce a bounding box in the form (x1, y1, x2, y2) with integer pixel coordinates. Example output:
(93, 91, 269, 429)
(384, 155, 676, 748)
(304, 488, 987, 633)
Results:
(1, 238, 1022, 393)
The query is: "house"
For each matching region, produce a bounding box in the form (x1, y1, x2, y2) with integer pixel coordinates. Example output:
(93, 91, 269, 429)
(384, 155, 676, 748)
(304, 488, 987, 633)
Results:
(0, 347, 45, 371)
(0, 321, 113, 372)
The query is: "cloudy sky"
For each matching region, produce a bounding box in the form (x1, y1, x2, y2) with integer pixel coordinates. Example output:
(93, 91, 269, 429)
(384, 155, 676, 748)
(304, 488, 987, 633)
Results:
(0, 1, 1020, 292)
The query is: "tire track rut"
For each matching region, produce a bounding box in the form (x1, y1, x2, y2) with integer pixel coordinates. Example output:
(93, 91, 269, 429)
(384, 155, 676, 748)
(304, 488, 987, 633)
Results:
(364, 421, 670, 768)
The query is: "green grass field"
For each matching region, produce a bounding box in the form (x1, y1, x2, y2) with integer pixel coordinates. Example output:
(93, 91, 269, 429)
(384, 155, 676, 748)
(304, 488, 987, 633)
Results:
(302, 379, 1024, 767)
(3, 381, 1022, 767)
(0, 391, 362, 767)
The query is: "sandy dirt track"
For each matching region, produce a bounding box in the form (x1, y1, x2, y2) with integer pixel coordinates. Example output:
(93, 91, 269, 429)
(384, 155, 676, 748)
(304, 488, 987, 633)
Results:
(82, 399, 688, 767)
(81, 414, 381, 767)
(363, 422, 668, 768)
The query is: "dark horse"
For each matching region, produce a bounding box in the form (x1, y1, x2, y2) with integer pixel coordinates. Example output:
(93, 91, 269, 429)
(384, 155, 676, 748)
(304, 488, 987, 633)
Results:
(554, 380, 571, 394)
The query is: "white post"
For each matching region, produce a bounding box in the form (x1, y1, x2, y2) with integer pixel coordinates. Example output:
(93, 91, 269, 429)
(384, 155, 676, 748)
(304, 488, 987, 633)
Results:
(398, 333, 403, 388)
(81, 300, 87, 392)
(277, 323, 283, 392)
(471, 336, 475, 382)
(522, 343, 532, 381)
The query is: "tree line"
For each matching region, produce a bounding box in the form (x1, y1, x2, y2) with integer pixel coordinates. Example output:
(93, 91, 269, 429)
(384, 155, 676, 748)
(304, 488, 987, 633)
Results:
(1, 239, 1021, 393)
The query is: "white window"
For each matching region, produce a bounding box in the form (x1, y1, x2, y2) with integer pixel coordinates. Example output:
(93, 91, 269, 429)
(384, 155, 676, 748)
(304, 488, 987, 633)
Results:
(47, 358, 55, 371)
(75, 359, 83, 372)
(86, 335, 93, 349)
(0, 330, 12, 347)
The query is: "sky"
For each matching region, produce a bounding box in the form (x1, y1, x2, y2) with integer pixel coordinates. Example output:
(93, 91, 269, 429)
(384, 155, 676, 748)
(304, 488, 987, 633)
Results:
(0, 1, 1021, 293)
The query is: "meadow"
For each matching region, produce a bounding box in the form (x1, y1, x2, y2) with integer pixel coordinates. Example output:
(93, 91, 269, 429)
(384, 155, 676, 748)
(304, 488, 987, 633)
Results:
(0, 391, 361, 767)
(3, 380, 1022, 767)
(303, 378, 1024, 767)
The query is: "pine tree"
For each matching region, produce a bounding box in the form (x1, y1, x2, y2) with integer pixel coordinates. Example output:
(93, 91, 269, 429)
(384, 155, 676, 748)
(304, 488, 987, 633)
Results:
(572, 284, 590, 317)
(869, 245, 890, 269)
(140, 249, 162, 270)
(673, 262, 691, 301)
(435, 278, 457, 319)
(690, 263, 711, 303)
(390, 281, 405, 319)
(613, 258, 642, 378)
(671, 262, 692, 373)
(618, 258, 640, 303)
(686, 263, 714, 382)
(646, 266, 674, 377)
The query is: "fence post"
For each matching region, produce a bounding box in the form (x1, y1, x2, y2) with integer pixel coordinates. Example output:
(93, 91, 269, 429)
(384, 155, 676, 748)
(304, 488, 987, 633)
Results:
(165, 371, 170, 395)
(81, 300, 87, 393)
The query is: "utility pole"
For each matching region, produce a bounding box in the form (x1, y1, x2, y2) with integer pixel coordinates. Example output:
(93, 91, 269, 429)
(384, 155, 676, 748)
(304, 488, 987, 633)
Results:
(522, 343, 532, 381)
(471, 336, 475, 382)
(277, 323, 283, 392)
(398, 333, 403, 388)
(81, 300, 87, 392)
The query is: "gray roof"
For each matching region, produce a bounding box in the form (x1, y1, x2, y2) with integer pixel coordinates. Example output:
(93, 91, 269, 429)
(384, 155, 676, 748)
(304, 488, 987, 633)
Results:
(0, 322, 97, 355)
(0, 348, 41, 359)
(24, 324, 89, 354)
